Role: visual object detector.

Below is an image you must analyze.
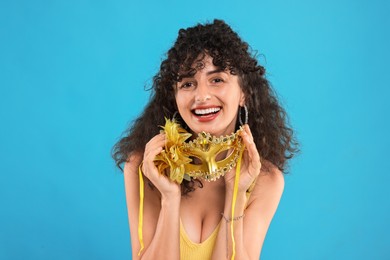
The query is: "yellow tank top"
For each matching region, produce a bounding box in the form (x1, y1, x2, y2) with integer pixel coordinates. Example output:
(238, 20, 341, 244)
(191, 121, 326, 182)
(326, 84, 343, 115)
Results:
(180, 219, 221, 260)
(179, 180, 256, 259)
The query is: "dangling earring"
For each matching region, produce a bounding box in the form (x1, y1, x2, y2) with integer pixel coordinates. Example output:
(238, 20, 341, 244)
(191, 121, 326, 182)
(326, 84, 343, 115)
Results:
(172, 111, 179, 120)
(172, 111, 190, 131)
(239, 105, 248, 125)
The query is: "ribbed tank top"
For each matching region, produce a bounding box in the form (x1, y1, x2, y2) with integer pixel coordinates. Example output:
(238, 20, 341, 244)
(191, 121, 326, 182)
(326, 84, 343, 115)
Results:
(180, 219, 221, 260)
(179, 180, 256, 259)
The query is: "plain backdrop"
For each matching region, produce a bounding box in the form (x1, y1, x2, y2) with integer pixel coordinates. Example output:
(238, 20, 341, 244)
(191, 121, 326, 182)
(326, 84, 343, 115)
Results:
(1, 0, 389, 259)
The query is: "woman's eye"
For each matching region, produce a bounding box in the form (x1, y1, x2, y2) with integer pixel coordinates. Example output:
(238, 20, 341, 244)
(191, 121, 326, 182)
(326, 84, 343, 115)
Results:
(180, 82, 194, 89)
(212, 78, 224, 83)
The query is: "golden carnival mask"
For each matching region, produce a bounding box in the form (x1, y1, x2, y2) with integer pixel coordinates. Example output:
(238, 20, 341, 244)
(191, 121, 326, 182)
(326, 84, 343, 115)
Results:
(154, 118, 245, 183)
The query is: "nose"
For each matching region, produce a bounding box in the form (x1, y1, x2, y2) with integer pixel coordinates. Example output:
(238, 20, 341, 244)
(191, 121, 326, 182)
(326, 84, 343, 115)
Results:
(195, 81, 211, 102)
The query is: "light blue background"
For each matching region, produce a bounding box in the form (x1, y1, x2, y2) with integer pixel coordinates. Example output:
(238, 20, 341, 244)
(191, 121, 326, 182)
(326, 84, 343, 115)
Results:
(1, 0, 389, 259)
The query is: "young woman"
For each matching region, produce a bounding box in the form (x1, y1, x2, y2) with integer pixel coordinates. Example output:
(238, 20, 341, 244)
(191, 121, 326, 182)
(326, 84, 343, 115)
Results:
(112, 19, 298, 260)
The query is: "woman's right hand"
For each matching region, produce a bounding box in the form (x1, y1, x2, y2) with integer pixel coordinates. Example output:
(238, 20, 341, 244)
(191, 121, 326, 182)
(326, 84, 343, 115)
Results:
(142, 133, 181, 199)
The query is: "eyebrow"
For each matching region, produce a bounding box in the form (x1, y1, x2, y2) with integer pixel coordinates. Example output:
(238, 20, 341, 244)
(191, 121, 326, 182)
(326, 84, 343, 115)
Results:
(206, 68, 227, 76)
(179, 68, 227, 80)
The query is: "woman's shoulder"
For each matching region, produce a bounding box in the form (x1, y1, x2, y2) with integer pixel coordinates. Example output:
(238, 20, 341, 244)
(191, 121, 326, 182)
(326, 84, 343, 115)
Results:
(250, 160, 285, 200)
(123, 152, 143, 176)
(260, 160, 284, 185)
(123, 152, 161, 202)
(244, 160, 285, 222)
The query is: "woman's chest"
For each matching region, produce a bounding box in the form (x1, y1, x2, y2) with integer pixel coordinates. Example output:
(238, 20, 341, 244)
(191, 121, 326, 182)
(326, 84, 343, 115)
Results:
(179, 181, 225, 243)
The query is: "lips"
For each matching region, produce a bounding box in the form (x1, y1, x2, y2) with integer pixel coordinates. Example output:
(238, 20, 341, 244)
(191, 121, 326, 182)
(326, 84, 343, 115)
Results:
(192, 106, 221, 122)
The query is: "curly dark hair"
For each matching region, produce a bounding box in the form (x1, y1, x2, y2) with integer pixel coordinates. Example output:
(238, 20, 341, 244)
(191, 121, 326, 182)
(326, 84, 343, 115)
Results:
(112, 19, 298, 194)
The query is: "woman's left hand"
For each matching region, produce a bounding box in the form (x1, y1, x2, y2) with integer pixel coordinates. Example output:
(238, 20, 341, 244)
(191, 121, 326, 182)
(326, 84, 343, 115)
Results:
(224, 124, 262, 193)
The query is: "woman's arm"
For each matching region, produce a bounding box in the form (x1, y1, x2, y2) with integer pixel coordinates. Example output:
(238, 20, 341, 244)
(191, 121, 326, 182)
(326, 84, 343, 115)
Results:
(124, 135, 181, 260)
(212, 167, 284, 260)
(212, 125, 285, 260)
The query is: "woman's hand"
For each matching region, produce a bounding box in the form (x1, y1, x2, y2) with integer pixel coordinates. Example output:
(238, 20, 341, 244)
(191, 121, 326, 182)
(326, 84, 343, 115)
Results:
(142, 133, 181, 199)
(224, 124, 262, 193)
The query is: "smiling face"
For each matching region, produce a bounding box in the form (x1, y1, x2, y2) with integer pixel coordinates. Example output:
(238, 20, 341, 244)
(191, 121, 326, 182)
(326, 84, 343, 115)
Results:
(175, 55, 245, 137)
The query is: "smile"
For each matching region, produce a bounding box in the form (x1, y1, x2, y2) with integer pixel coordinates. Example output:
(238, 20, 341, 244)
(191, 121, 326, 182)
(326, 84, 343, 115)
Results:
(193, 107, 221, 116)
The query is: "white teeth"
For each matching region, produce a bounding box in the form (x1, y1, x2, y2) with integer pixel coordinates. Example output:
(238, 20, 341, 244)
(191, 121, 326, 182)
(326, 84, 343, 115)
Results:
(194, 107, 221, 115)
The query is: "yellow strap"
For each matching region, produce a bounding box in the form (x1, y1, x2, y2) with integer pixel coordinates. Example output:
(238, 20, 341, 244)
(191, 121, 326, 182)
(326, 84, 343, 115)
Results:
(138, 165, 145, 256)
(230, 147, 244, 260)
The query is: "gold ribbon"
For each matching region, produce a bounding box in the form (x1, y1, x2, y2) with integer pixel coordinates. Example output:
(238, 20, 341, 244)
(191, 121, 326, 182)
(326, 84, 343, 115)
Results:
(230, 146, 244, 260)
(138, 165, 144, 256)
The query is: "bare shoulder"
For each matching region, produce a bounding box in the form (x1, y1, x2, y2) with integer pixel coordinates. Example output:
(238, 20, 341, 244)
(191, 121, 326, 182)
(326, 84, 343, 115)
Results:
(123, 153, 143, 211)
(123, 152, 160, 200)
(123, 152, 161, 256)
(251, 160, 284, 194)
(123, 153, 143, 179)
(242, 161, 285, 258)
(247, 160, 284, 213)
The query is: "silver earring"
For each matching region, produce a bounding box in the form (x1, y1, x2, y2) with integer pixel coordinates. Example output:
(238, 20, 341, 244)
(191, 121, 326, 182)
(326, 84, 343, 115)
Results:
(239, 105, 248, 125)
(172, 111, 189, 131)
(173, 111, 179, 119)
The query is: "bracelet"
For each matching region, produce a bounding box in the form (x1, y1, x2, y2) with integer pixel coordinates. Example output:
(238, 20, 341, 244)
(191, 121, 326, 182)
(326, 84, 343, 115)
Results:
(221, 213, 245, 259)
(221, 213, 245, 222)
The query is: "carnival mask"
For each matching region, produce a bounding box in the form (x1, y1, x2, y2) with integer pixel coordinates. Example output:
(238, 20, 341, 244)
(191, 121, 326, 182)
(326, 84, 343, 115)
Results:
(154, 118, 245, 183)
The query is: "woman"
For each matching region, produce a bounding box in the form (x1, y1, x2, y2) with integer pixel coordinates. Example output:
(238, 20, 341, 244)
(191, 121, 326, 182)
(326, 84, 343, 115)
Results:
(113, 19, 298, 260)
